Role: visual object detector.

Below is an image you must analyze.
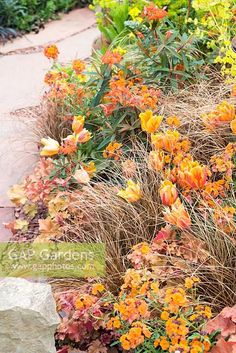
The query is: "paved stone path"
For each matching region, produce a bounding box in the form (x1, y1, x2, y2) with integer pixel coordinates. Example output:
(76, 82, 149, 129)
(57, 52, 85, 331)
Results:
(0, 8, 99, 240)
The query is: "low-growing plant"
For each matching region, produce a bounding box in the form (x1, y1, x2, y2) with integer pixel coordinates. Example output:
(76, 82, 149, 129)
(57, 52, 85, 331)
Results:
(0, 0, 91, 34)
(54, 256, 218, 352)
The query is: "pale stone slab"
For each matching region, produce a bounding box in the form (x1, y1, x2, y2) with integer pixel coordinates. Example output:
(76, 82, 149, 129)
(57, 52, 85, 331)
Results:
(0, 8, 96, 54)
(0, 207, 14, 241)
(0, 278, 60, 353)
(0, 118, 38, 206)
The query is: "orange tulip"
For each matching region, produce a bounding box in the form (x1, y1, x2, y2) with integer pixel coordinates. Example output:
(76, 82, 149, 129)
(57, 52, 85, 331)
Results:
(216, 101, 235, 122)
(151, 130, 180, 152)
(117, 180, 142, 203)
(230, 119, 236, 134)
(76, 129, 92, 143)
(202, 101, 235, 129)
(178, 160, 208, 190)
(148, 150, 165, 171)
(164, 199, 191, 230)
(72, 115, 85, 134)
(139, 110, 163, 133)
(159, 180, 178, 206)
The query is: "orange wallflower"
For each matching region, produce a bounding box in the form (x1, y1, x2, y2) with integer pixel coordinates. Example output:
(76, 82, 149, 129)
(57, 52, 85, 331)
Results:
(213, 205, 235, 234)
(72, 59, 86, 74)
(189, 305, 212, 322)
(166, 317, 189, 338)
(117, 180, 142, 203)
(185, 276, 200, 289)
(44, 44, 59, 60)
(160, 337, 170, 350)
(142, 3, 168, 21)
(165, 287, 188, 308)
(44, 70, 67, 86)
(160, 311, 169, 321)
(159, 180, 178, 206)
(60, 138, 77, 155)
(120, 322, 151, 350)
(107, 316, 121, 329)
(104, 71, 161, 112)
(139, 110, 163, 133)
(164, 198, 191, 230)
(75, 294, 95, 310)
(103, 141, 122, 160)
(166, 116, 181, 127)
(102, 50, 122, 66)
(114, 298, 149, 323)
(91, 283, 105, 295)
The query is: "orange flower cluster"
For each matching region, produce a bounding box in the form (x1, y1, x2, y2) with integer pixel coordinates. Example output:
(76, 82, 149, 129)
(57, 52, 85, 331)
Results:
(142, 3, 168, 21)
(103, 141, 122, 160)
(72, 59, 86, 74)
(44, 70, 68, 85)
(119, 322, 152, 350)
(202, 101, 236, 130)
(44, 44, 59, 60)
(108, 268, 213, 353)
(210, 142, 236, 181)
(164, 287, 188, 311)
(47, 81, 76, 100)
(75, 294, 96, 310)
(102, 50, 123, 66)
(189, 305, 212, 322)
(213, 205, 236, 233)
(120, 268, 159, 298)
(114, 297, 150, 323)
(104, 71, 161, 113)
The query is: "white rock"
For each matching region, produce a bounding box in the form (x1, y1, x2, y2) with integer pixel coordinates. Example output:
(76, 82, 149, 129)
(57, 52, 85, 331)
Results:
(0, 277, 60, 353)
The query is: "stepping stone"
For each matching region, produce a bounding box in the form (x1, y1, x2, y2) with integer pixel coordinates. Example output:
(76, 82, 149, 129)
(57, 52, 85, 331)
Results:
(0, 208, 14, 241)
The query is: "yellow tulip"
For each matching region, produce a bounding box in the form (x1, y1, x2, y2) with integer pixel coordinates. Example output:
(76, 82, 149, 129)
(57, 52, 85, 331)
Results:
(117, 180, 142, 202)
(72, 115, 85, 134)
(139, 110, 163, 133)
(40, 138, 60, 156)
